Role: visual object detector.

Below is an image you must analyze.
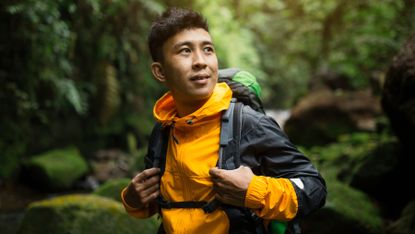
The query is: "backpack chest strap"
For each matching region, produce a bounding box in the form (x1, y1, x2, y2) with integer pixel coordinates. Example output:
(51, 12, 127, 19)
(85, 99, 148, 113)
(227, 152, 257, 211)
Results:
(157, 196, 221, 213)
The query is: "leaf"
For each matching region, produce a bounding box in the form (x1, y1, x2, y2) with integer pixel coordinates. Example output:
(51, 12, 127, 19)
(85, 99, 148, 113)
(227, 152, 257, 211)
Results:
(54, 79, 87, 115)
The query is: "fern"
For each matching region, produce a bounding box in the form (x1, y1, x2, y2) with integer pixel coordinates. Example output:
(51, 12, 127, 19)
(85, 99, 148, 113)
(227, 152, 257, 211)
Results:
(55, 79, 88, 115)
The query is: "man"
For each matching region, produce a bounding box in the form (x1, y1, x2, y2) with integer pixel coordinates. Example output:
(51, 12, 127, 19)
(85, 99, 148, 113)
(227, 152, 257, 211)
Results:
(121, 7, 326, 233)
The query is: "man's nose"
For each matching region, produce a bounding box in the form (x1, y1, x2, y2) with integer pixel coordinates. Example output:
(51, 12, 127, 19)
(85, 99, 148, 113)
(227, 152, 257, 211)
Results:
(192, 50, 207, 69)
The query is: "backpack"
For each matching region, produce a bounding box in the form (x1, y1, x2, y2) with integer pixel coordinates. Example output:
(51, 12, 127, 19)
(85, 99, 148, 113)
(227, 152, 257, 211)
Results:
(218, 68, 265, 114)
(146, 68, 297, 234)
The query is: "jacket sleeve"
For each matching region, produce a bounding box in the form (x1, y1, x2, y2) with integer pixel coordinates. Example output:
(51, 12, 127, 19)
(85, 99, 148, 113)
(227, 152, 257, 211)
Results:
(244, 175, 299, 220)
(239, 107, 326, 220)
(120, 187, 158, 218)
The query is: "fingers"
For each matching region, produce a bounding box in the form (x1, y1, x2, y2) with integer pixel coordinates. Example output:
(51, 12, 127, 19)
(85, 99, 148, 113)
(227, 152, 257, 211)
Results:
(131, 168, 160, 191)
(133, 167, 161, 183)
(210, 166, 252, 207)
(140, 184, 160, 204)
(127, 168, 161, 207)
(134, 174, 160, 188)
(137, 175, 160, 193)
(209, 167, 228, 181)
(210, 166, 251, 179)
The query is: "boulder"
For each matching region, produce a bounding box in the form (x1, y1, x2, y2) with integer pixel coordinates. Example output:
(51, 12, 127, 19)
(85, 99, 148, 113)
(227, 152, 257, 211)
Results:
(284, 89, 381, 147)
(17, 194, 159, 234)
(93, 178, 130, 202)
(349, 140, 414, 218)
(21, 147, 88, 191)
(308, 68, 354, 91)
(301, 177, 383, 234)
(387, 199, 415, 234)
(381, 34, 415, 150)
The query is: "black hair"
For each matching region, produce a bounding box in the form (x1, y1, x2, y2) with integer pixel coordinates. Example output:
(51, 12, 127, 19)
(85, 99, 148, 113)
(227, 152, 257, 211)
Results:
(148, 7, 209, 62)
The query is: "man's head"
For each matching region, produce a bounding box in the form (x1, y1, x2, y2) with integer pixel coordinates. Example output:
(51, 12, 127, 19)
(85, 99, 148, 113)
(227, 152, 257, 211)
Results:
(148, 8, 209, 63)
(149, 8, 219, 114)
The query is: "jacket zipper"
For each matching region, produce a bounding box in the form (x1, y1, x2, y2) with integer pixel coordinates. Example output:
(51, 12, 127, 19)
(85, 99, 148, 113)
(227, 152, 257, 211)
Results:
(171, 121, 179, 144)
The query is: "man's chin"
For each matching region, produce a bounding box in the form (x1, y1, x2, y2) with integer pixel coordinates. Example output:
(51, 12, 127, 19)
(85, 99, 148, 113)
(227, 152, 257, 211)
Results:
(191, 91, 214, 102)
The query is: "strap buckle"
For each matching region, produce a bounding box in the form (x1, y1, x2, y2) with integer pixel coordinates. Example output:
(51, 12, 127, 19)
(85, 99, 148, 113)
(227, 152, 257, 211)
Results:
(202, 199, 221, 213)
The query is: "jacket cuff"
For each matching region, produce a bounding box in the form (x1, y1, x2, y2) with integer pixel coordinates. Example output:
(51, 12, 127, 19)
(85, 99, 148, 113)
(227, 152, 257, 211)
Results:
(245, 175, 267, 209)
(121, 187, 157, 218)
(121, 187, 141, 211)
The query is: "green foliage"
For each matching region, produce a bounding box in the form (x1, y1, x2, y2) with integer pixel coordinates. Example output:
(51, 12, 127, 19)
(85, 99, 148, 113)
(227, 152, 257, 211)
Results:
(306, 132, 377, 162)
(301, 131, 397, 182)
(1, 0, 414, 178)
(220, 0, 415, 107)
(4, 0, 82, 114)
(1, 0, 165, 167)
(68, 0, 165, 150)
(196, 0, 263, 78)
(55, 79, 88, 115)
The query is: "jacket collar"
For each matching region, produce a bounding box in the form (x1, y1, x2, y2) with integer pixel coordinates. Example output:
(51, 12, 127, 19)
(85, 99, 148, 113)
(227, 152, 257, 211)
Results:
(153, 82, 232, 127)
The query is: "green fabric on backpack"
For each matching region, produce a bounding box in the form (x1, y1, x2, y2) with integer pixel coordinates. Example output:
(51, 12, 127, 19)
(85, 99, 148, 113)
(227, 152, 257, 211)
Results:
(270, 220, 287, 234)
(218, 68, 265, 114)
(232, 70, 262, 98)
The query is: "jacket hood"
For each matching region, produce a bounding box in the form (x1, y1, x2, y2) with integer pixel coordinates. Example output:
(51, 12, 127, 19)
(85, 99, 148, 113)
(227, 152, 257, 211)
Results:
(153, 82, 232, 126)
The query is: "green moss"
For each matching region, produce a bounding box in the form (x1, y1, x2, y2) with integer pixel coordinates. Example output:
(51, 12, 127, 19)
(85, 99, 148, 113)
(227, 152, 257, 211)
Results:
(28, 194, 122, 212)
(93, 178, 130, 202)
(300, 132, 394, 178)
(22, 146, 89, 190)
(18, 194, 160, 234)
(324, 177, 383, 233)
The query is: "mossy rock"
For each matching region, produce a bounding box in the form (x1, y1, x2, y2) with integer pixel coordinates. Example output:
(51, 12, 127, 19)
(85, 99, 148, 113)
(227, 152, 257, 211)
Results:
(93, 178, 130, 202)
(387, 199, 415, 234)
(301, 175, 383, 234)
(21, 147, 89, 191)
(17, 194, 159, 234)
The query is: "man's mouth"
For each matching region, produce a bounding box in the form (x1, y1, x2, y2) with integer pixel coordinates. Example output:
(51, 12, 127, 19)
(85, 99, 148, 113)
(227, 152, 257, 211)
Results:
(190, 74, 210, 81)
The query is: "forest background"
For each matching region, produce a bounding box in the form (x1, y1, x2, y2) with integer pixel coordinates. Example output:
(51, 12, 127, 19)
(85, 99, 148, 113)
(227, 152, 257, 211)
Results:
(0, 0, 414, 233)
(2, 0, 414, 175)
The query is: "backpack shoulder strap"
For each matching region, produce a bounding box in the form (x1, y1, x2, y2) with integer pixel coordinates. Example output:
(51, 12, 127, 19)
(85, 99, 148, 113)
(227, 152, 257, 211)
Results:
(218, 98, 243, 170)
(145, 122, 169, 176)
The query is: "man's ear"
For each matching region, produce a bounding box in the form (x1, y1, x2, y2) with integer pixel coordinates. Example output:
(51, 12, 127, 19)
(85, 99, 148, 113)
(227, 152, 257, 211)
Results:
(151, 62, 166, 83)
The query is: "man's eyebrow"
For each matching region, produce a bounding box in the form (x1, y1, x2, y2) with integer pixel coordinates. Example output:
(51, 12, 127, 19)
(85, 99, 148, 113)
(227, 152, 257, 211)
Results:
(173, 40, 214, 49)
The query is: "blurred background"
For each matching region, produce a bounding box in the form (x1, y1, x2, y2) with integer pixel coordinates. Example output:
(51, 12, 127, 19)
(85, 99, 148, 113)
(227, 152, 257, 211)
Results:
(1, 0, 414, 233)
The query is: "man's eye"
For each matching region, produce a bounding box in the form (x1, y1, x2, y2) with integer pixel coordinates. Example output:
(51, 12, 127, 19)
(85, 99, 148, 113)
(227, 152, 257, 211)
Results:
(180, 48, 191, 54)
(204, 47, 214, 53)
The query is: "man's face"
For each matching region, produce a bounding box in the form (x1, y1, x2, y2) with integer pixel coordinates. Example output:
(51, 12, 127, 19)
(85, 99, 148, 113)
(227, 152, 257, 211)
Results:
(159, 28, 218, 104)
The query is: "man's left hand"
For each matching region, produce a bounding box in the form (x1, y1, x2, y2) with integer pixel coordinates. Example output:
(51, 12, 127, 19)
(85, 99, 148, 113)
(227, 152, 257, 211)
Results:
(209, 165, 254, 207)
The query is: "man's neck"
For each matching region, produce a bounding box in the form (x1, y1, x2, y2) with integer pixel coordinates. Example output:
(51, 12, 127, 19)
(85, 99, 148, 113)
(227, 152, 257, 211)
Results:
(175, 98, 208, 117)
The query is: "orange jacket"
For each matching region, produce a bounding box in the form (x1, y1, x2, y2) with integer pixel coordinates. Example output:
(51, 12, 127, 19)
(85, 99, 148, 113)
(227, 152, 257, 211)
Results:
(122, 83, 298, 233)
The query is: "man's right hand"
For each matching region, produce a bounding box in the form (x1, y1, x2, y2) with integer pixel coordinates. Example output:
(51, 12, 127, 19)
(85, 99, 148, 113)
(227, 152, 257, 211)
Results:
(124, 167, 161, 209)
